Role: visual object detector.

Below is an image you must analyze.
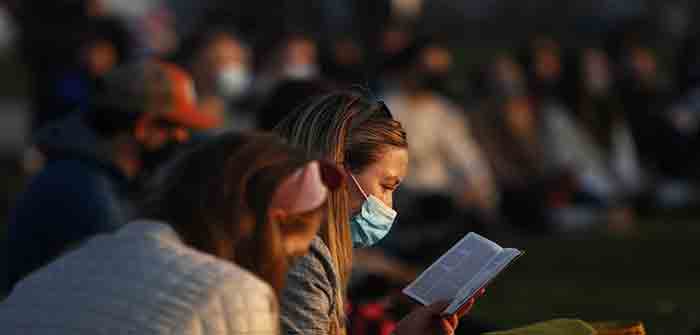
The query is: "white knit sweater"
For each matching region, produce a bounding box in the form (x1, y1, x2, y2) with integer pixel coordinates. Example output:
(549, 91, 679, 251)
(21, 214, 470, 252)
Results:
(0, 220, 279, 335)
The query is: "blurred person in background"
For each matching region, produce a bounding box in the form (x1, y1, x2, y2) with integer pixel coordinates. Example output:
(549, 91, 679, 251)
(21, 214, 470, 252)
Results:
(617, 44, 696, 208)
(138, 4, 179, 57)
(382, 41, 498, 250)
(179, 28, 255, 131)
(472, 56, 558, 233)
(1, 132, 343, 335)
(6, 60, 220, 289)
(414, 43, 458, 98)
(321, 36, 368, 86)
(375, 23, 418, 94)
(10, 0, 132, 131)
(256, 79, 334, 131)
(10, 0, 133, 175)
(255, 33, 320, 98)
(275, 90, 482, 335)
(676, 32, 700, 98)
(537, 47, 643, 233)
(93, 0, 180, 57)
(52, 17, 132, 117)
(379, 24, 415, 60)
(669, 31, 700, 181)
(281, 35, 320, 80)
(574, 47, 646, 200)
(618, 45, 673, 168)
(520, 36, 575, 107)
(482, 54, 529, 98)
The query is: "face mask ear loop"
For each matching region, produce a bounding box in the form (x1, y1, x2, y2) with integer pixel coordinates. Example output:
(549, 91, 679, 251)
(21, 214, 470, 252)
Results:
(349, 172, 369, 200)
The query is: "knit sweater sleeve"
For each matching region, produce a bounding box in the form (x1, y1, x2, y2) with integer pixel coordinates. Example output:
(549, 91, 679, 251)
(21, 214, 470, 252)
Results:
(279, 238, 339, 335)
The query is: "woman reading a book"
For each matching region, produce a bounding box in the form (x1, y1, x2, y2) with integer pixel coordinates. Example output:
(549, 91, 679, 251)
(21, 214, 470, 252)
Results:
(275, 90, 481, 335)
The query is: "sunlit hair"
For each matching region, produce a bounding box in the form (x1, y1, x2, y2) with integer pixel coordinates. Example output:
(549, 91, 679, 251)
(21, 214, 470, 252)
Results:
(140, 131, 318, 294)
(274, 90, 407, 335)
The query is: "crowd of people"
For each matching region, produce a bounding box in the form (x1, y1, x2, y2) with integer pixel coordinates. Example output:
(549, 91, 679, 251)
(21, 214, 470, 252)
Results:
(1, 67, 481, 334)
(2, 0, 699, 334)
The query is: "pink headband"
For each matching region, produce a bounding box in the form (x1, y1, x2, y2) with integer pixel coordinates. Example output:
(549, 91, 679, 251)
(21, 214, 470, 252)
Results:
(270, 161, 329, 215)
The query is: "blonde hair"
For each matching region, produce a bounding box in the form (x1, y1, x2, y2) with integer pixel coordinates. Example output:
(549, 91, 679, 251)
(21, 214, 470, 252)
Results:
(274, 90, 407, 335)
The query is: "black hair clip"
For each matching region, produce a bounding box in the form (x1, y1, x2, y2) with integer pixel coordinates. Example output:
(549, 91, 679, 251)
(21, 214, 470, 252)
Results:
(347, 84, 393, 123)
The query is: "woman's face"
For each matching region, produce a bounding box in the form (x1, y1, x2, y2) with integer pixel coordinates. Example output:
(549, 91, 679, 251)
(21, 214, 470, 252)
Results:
(204, 35, 250, 75)
(348, 146, 409, 215)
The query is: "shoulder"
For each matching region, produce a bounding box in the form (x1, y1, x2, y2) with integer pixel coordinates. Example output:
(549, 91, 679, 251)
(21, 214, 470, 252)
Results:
(288, 237, 337, 291)
(99, 226, 280, 334)
(11, 159, 126, 233)
(2, 224, 280, 335)
(279, 237, 339, 335)
(10, 161, 122, 225)
(20, 159, 120, 203)
(309, 237, 334, 267)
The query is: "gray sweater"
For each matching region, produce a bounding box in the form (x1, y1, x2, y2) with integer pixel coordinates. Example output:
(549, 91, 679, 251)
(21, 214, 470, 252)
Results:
(0, 221, 279, 335)
(280, 237, 342, 335)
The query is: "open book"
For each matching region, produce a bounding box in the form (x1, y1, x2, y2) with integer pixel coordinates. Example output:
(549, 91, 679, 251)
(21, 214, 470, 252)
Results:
(402, 232, 523, 316)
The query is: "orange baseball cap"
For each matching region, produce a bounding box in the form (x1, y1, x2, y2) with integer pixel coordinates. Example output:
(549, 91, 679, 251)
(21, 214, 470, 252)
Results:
(157, 62, 222, 130)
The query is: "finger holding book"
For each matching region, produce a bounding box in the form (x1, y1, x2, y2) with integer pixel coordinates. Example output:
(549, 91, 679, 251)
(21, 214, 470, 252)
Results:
(392, 300, 462, 335)
(454, 288, 486, 319)
(402, 233, 521, 317)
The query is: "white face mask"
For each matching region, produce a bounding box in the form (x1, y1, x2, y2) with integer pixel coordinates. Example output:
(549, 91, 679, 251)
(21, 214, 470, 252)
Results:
(283, 64, 318, 80)
(216, 65, 251, 100)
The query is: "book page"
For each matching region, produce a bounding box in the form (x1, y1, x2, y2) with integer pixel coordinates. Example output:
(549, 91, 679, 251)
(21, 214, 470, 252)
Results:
(443, 248, 521, 315)
(402, 233, 503, 306)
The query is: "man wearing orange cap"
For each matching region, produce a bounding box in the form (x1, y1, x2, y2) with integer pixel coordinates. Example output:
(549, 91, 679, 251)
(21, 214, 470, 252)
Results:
(7, 60, 220, 290)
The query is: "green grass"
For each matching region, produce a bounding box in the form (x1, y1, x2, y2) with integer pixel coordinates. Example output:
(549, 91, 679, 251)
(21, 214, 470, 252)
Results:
(470, 218, 700, 334)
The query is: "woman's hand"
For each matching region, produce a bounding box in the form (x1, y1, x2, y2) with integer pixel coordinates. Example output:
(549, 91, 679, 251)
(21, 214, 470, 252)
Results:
(454, 288, 486, 318)
(393, 289, 484, 335)
(392, 301, 455, 335)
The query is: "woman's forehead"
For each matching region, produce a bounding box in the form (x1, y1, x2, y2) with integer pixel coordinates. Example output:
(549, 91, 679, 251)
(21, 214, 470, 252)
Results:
(364, 147, 408, 178)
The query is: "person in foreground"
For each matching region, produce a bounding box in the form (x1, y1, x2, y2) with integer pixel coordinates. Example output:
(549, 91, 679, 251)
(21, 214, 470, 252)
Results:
(275, 89, 481, 335)
(0, 132, 341, 334)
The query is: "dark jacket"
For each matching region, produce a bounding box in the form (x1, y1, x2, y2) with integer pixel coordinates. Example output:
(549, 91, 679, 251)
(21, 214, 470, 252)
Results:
(7, 114, 132, 289)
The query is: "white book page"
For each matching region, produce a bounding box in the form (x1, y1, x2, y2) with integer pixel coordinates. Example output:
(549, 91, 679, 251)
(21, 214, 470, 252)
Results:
(443, 248, 521, 315)
(402, 233, 503, 306)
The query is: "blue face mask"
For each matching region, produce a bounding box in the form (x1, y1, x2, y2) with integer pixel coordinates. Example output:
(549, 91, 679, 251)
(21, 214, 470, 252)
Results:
(349, 174, 397, 248)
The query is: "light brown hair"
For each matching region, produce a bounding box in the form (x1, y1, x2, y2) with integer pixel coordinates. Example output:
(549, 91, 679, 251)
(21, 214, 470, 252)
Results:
(274, 90, 407, 334)
(140, 131, 318, 294)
